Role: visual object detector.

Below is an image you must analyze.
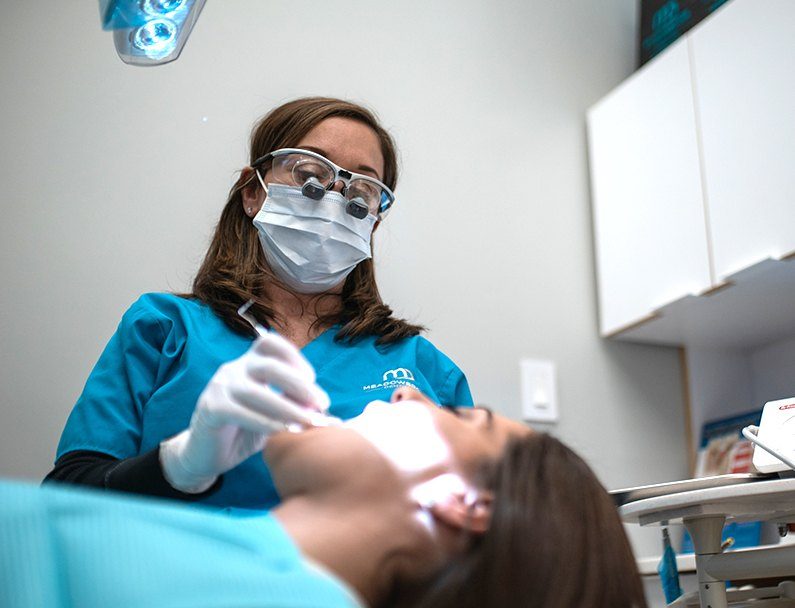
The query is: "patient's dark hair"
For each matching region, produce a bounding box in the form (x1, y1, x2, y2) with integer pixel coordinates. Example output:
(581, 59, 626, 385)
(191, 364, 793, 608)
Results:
(403, 432, 647, 608)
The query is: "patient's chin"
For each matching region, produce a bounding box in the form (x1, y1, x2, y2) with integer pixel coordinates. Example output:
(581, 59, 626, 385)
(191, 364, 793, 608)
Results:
(262, 428, 301, 468)
(267, 425, 407, 501)
(264, 426, 374, 478)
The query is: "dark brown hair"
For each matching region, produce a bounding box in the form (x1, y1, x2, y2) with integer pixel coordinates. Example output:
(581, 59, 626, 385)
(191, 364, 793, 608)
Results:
(404, 433, 647, 608)
(188, 97, 423, 344)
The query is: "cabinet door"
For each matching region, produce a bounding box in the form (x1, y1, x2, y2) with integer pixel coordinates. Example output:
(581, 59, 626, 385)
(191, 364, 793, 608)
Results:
(690, 0, 795, 280)
(587, 39, 713, 337)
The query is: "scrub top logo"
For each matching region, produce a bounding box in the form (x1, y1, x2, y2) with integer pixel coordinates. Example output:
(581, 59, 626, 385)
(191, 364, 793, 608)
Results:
(362, 368, 417, 392)
(382, 368, 414, 382)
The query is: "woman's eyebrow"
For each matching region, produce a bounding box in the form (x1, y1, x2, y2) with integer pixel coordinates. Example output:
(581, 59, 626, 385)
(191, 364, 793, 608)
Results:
(297, 145, 381, 178)
(299, 145, 328, 157)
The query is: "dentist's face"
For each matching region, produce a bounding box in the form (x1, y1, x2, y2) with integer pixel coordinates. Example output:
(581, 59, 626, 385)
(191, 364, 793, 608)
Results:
(264, 387, 530, 498)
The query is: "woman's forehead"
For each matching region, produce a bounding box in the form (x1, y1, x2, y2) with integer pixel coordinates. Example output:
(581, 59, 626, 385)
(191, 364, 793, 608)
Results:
(494, 412, 532, 439)
(296, 117, 384, 177)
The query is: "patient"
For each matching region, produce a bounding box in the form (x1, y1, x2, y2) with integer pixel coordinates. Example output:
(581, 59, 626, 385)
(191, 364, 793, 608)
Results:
(1, 387, 646, 608)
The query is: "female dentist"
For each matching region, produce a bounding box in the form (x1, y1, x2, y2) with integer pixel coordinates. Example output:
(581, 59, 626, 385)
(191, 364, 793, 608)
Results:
(45, 97, 473, 510)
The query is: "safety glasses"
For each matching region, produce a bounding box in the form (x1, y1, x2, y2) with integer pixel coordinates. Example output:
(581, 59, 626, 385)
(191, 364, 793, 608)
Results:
(251, 148, 395, 220)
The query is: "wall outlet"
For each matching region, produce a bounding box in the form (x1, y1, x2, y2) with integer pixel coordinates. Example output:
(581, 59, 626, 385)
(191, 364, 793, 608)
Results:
(520, 359, 558, 423)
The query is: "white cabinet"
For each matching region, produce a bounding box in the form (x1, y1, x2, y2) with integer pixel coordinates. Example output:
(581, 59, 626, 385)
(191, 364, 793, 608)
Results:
(587, 0, 795, 338)
(587, 39, 712, 337)
(586, 0, 795, 470)
(690, 0, 795, 281)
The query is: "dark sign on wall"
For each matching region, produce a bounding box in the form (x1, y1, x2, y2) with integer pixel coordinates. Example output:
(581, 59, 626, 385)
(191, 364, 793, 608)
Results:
(640, 0, 733, 65)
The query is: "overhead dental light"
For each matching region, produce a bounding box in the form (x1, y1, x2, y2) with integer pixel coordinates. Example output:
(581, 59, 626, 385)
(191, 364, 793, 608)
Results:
(99, 0, 207, 66)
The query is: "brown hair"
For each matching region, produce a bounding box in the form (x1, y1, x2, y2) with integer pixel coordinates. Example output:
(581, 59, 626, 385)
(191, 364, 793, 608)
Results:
(403, 433, 647, 608)
(188, 97, 423, 344)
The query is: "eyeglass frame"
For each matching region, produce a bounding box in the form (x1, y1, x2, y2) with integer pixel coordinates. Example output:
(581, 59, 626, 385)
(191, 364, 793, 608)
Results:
(250, 148, 396, 219)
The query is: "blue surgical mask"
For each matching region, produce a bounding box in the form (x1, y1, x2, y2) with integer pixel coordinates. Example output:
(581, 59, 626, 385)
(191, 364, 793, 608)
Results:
(252, 178, 376, 294)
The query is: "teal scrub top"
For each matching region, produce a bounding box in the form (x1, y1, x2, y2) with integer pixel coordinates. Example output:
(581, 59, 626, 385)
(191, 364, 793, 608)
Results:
(0, 480, 364, 608)
(56, 293, 473, 509)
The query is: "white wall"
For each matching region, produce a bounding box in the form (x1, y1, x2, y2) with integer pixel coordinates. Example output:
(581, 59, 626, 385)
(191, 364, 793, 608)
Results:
(751, 337, 795, 407)
(0, 0, 688, 557)
(685, 337, 795, 457)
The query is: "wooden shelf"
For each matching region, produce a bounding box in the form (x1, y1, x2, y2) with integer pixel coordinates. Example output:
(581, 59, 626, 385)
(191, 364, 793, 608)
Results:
(610, 258, 795, 350)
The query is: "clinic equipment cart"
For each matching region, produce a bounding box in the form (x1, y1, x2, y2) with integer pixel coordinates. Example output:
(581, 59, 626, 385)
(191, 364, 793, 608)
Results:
(617, 477, 795, 608)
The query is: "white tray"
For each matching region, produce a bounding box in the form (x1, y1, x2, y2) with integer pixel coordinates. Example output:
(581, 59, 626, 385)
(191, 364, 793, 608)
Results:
(610, 473, 776, 506)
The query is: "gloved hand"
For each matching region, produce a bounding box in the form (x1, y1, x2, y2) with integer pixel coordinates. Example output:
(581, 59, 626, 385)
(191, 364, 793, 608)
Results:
(160, 332, 331, 493)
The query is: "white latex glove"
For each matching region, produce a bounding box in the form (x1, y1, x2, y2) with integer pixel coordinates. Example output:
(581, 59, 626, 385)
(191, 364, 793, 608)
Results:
(160, 332, 331, 493)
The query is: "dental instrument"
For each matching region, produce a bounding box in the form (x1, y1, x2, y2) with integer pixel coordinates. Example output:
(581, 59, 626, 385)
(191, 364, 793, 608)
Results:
(237, 299, 341, 429)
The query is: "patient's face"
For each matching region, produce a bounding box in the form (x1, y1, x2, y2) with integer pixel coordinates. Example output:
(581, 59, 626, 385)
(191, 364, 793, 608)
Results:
(264, 387, 530, 498)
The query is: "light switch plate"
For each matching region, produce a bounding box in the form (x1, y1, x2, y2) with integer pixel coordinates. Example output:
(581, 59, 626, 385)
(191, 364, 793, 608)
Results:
(520, 359, 558, 423)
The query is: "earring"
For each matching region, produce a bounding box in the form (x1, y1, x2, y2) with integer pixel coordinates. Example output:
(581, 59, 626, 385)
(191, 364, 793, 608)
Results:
(247, 207, 253, 214)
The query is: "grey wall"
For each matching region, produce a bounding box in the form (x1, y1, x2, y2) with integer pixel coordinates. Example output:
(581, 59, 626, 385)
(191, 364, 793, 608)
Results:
(0, 1, 688, 557)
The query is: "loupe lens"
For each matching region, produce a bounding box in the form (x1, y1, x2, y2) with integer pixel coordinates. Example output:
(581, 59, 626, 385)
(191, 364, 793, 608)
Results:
(346, 199, 369, 220)
(302, 177, 326, 200)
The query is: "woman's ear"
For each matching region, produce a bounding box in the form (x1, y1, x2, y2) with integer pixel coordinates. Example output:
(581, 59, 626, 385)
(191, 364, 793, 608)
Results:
(429, 489, 493, 535)
(240, 167, 265, 217)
